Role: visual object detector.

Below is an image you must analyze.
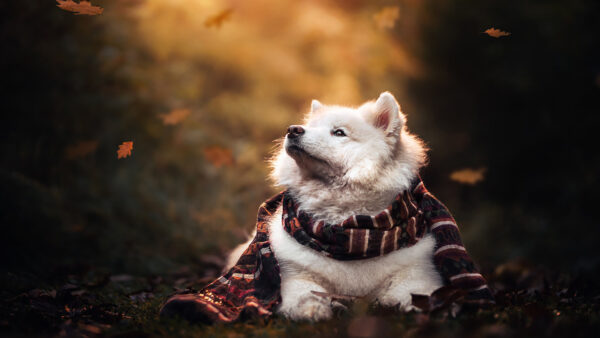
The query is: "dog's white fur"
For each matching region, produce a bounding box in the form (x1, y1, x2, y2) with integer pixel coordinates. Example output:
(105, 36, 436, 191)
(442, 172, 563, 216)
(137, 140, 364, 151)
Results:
(227, 92, 442, 321)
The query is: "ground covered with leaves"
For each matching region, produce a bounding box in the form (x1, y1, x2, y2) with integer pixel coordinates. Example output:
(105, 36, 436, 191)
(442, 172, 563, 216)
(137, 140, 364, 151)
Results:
(2, 259, 599, 337)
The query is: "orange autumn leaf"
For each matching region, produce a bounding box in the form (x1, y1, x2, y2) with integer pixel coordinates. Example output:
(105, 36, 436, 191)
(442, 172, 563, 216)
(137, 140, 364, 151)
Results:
(203, 146, 234, 168)
(65, 140, 98, 159)
(56, 0, 104, 16)
(117, 141, 133, 159)
(160, 108, 190, 125)
(484, 27, 511, 38)
(204, 9, 233, 28)
(80, 324, 102, 335)
(450, 167, 486, 185)
(373, 6, 400, 30)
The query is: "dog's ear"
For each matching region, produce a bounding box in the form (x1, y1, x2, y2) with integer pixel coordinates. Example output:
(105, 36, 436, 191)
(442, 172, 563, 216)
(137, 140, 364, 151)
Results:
(311, 99, 323, 113)
(371, 92, 405, 133)
(304, 99, 323, 123)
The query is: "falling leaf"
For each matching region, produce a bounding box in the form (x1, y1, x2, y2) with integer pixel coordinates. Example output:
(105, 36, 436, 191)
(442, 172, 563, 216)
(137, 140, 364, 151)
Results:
(117, 141, 133, 159)
(373, 7, 400, 30)
(64, 140, 98, 159)
(203, 146, 234, 168)
(484, 27, 511, 38)
(56, 0, 104, 16)
(449, 167, 486, 185)
(204, 9, 233, 28)
(159, 108, 190, 125)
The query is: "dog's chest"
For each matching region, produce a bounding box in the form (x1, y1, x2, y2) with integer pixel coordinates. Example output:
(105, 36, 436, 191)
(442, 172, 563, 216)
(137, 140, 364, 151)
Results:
(268, 206, 439, 296)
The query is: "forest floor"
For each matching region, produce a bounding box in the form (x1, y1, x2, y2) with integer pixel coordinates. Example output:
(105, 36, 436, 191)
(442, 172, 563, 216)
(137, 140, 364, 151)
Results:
(1, 259, 599, 337)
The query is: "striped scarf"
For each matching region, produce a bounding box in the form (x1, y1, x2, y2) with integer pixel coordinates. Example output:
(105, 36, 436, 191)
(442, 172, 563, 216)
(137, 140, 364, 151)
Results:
(160, 177, 494, 323)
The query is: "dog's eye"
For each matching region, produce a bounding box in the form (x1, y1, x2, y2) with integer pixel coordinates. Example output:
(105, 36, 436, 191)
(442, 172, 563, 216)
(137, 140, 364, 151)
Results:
(332, 129, 346, 137)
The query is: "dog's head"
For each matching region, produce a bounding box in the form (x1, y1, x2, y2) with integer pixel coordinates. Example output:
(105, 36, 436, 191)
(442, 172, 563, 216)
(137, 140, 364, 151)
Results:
(271, 92, 425, 190)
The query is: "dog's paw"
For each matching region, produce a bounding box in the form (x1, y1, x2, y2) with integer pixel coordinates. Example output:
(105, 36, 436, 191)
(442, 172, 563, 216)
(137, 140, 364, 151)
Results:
(375, 292, 411, 309)
(397, 302, 420, 313)
(280, 295, 333, 322)
(331, 300, 349, 316)
(298, 299, 333, 321)
(374, 295, 418, 313)
(375, 292, 424, 312)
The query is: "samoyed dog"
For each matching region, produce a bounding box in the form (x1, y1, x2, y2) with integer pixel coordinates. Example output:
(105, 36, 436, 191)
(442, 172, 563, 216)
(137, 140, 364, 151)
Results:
(227, 92, 442, 321)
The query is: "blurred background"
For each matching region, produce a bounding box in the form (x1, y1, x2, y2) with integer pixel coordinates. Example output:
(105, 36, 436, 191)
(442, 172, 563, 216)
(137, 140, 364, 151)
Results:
(1, 0, 599, 335)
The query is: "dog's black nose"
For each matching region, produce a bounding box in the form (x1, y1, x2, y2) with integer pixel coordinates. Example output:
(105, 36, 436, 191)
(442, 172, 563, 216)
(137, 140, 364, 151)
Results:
(287, 125, 305, 138)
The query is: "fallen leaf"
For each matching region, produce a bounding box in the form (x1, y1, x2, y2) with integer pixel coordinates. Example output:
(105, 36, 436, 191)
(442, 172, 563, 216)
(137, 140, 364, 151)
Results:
(414, 313, 430, 325)
(71, 289, 87, 296)
(449, 167, 486, 185)
(312, 291, 357, 315)
(203, 146, 234, 168)
(56, 0, 103, 16)
(411, 286, 468, 312)
(373, 7, 400, 30)
(110, 274, 134, 282)
(28, 289, 57, 299)
(484, 27, 511, 38)
(65, 140, 98, 159)
(204, 9, 233, 28)
(311, 290, 358, 302)
(117, 141, 133, 159)
(79, 324, 102, 334)
(160, 108, 190, 125)
(129, 291, 154, 302)
(347, 315, 386, 338)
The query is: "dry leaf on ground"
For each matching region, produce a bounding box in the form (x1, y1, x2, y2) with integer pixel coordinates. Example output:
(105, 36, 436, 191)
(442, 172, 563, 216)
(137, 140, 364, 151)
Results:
(373, 7, 400, 30)
(311, 290, 358, 302)
(450, 167, 486, 185)
(117, 141, 133, 159)
(204, 9, 233, 28)
(484, 27, 511, 38)
(56, 0, 104, 15)
(160, 109, 190, 125)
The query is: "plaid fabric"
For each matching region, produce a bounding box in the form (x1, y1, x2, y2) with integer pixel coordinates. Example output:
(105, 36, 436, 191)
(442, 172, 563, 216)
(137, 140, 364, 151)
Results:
(159, 194, 283, 323)
(413, 181, 494, 303)
(282, 187, 426, 260)
(160, 177, 494, 323)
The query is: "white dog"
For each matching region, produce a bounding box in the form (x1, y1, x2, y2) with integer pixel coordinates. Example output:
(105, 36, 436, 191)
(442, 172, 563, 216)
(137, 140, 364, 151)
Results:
(226, 92, 443, 321)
